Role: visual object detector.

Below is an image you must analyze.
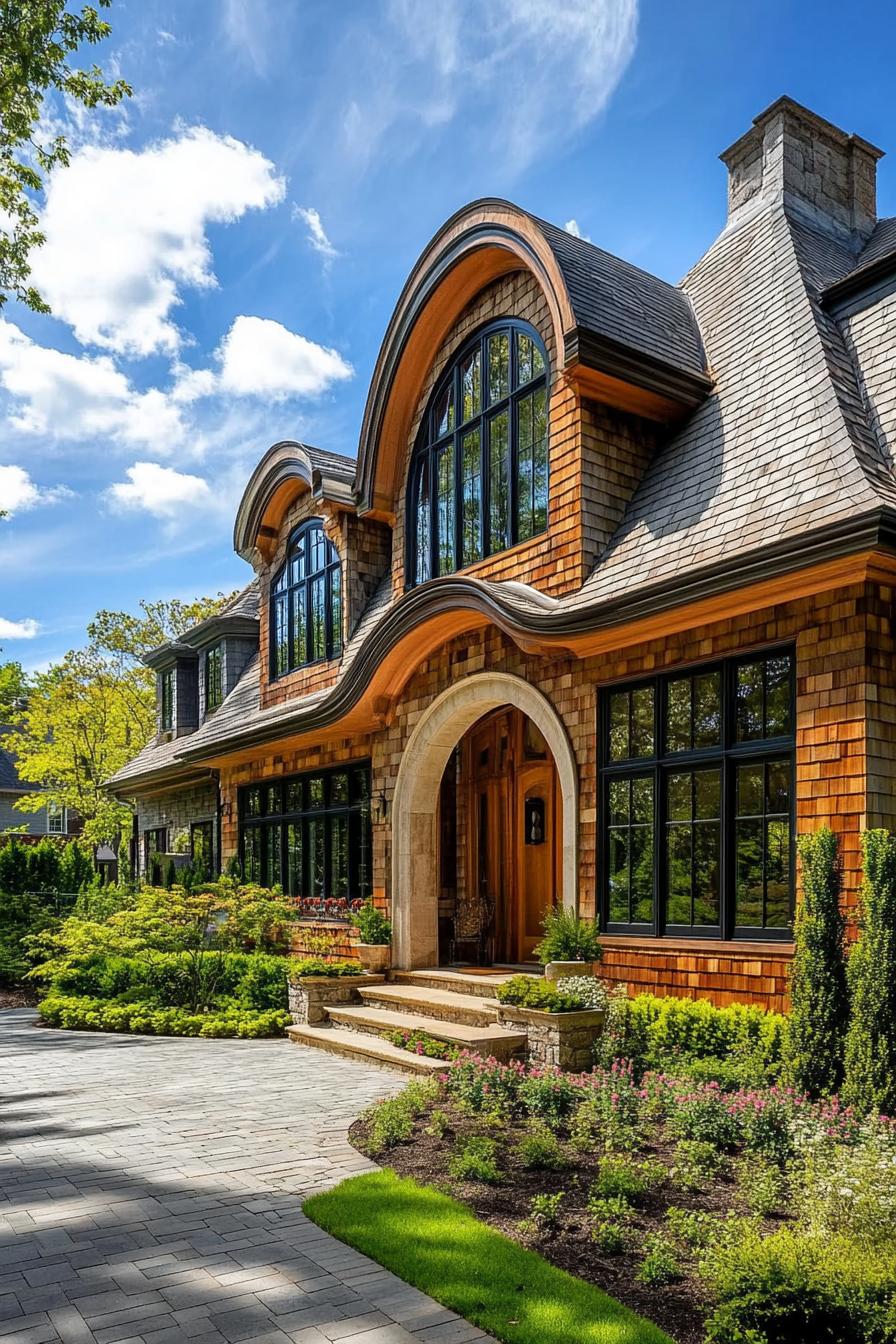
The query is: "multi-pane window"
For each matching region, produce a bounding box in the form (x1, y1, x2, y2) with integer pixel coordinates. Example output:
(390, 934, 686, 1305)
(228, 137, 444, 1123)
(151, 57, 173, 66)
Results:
(239, 763, 371, 901)
(160, 668, 174, 731)
(205, 645, 223, 713)
(408, 320, 549, 586)
(190, 820, 215, 876)
(46, 803, 66, 835)
(270, 520, 342, 678)
(143, 827, 167, 881)
(600, 650, 795, 940)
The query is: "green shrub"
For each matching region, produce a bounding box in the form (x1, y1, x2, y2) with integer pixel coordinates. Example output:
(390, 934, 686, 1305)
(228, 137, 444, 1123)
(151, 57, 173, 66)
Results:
(665, 1206, 718, 1250)
(363, 1081, 436, 1154)
(516, 1125, 569, 1171)
(448, 1136, 501, 1184)
(518, 1071, 581, 1126)
(671, 1138, 725, 1191)
(519, 1191, 564, 1236)
(443, 1055, 521, 1114)
(702, 1223, 896, 1344)
(495, 974, 587, 1013)
(668, 1086, 741, 1150)
(784, 829, 848, 1099)
(736, 1156, 787, 1218)
(533, 906, 602, 966)
(598, 991, 787, 1081)
(43, 950, 288, 1012)
(425, 1109, 452, 1138)
(289, 957, 364, 978)
(590, 1154, 664, 1206)
(843, 830, 896, 1116)
(637, 1233, 682, 1286)
(798, 1123, 896, 1245)
(37, 994, 289, 1038)
(591, 1217, 627, 1254)
(355, 900, 391, 946)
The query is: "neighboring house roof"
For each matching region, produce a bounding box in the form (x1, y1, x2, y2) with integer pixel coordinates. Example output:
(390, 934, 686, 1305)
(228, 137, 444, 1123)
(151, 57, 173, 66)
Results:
(111, 100, 896, 788)
(0, 725, 36, 795)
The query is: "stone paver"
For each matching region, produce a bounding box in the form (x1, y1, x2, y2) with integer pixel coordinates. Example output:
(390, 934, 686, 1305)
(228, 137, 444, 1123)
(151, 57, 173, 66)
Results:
(0, 1011, 493, 1344)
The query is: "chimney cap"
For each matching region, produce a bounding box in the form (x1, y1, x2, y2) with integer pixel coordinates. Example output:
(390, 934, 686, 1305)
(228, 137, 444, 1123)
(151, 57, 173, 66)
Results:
(720, 95, 884, 167)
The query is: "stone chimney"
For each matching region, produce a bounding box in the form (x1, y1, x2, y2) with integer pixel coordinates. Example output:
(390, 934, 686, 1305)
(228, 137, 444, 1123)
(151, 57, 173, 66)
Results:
(720, 96, 883, 242)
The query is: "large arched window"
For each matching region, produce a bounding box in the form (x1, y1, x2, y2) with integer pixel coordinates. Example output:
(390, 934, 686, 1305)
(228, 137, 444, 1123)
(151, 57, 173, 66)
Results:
(407, 319, 549, 587)
(270, 520, 342, 677)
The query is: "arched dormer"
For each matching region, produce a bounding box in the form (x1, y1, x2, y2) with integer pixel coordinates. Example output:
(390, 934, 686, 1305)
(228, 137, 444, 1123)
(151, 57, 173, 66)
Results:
(407, 317, 550, 587)
(234, 440, 356, 565)
(270, 519, 343, 677)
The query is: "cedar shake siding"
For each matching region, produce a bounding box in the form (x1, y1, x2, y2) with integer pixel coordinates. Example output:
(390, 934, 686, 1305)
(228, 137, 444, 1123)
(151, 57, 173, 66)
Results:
(110, 97, 896, 1012)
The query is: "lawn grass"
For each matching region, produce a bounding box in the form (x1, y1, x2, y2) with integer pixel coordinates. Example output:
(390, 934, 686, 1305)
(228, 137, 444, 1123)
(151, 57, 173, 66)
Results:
(304, 1170, 673, 1344)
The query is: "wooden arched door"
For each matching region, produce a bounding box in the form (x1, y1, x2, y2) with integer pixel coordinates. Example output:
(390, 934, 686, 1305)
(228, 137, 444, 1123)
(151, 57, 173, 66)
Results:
(463, 707, 559, 963)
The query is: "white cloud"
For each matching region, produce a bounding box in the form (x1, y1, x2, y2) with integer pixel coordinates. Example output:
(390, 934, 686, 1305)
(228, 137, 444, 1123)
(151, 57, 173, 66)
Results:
(0, 617, 40, 639)
(174, 315, 353, 403)
(0, 464, 71, 517)
(0, 320, 188, 450)
(564, 219, 592, 242)
(106, 462, 211, 519)
(30, 125, 286, 357)
(218, 316, 352, 399)
(293, 206, 338, 260)
(330, 0, 638, 176)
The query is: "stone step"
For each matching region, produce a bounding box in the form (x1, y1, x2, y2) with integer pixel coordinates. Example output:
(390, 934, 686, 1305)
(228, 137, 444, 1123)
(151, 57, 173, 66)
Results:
(326, 1003, 526, 1060)
(390, 968, 518, 999)
(359, 983, 502, 1027)
(285, 1023, 444, 1076)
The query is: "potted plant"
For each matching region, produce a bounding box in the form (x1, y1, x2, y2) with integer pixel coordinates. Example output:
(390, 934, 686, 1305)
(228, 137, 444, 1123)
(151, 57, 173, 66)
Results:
(534, 906, 602, 981)
(355, 899, 392, 973)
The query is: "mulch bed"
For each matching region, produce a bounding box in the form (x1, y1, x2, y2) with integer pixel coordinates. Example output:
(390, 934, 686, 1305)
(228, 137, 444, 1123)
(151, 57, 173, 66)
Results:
(350, 1099, 779, 1344)
(0, 986, 39, 1009)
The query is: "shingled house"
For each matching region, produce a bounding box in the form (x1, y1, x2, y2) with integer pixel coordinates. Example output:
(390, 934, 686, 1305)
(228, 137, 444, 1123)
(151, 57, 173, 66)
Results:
(111, 98, 896, 1018)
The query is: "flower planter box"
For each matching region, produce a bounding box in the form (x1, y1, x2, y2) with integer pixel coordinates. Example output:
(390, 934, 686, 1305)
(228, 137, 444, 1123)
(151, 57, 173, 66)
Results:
(357, 944, 391, 974)
(543, 960, 597, 982)
(496, 1004, 606, 1071)
(287, 974, 386, 1025)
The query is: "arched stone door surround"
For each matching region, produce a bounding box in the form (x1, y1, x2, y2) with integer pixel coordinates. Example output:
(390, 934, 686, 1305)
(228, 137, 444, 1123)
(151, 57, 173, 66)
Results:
(391, 672, 579, 968)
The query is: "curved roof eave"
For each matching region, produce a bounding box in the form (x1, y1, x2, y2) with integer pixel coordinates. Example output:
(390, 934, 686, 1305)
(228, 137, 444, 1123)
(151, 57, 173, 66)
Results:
(233, 440, 357, 561)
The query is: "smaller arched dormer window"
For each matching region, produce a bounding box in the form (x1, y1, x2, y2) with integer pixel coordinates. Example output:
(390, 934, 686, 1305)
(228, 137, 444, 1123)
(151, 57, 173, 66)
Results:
(270, 519, 342, 678)
(407, 319, 549, 587)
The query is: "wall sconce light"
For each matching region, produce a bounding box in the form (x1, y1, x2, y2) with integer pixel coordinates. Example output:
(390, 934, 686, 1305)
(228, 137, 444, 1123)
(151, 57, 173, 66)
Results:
(375, 791, 390, 824)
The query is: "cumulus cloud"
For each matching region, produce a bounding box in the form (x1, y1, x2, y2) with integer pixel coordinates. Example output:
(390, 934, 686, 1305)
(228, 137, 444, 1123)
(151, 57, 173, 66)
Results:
(293, 206, 338, 260)
(30, 125, 286, 357)
(0, 321, 188, 450)
(0, 464, 71, 517)
(174, 315, 353, 403)
(106, 462, 211, 519)
(0, 617, 40, 639)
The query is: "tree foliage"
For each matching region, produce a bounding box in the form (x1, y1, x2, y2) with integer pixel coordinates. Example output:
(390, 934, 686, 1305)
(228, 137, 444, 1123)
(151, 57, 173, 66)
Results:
(783, 828, 848, 1098)
(843, 829, 896, 1115)
(0, 659, 28, 719)
(6, 592, 235, 844)
(0, 0, 131, 311)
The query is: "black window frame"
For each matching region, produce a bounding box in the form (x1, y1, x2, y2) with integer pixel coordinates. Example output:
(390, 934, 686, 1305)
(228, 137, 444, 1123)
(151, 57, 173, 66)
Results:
(269, 519, 343, 680)
(598, 647, 796, 943)
(238, 761, 371, 902)
(160, 667, 174, 732)
(205, 644, 223, 713)
(190, 819, 216, 875)
(406, 318, 549, 588)
(143, 826, 168, 878)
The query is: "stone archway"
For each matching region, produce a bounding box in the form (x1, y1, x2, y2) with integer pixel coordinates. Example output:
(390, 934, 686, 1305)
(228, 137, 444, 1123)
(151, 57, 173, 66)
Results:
(391, 672, 578, 969)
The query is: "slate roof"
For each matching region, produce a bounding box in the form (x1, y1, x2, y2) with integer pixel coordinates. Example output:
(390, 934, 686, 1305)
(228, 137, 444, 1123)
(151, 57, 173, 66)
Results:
(0, 726, 26, 792)
(534, 214, 706, 379)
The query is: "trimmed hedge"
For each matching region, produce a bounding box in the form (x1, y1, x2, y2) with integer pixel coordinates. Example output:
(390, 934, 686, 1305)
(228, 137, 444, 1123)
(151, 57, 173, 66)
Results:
(38, 994, 290, 1038)
(495, 974, 590, 1013)
(289, 957, 364, 978)
(600, 992, 787, 1080)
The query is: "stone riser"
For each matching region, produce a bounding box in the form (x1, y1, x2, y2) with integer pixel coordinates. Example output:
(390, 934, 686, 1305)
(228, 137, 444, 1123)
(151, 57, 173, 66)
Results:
(326, 1003, 525, 1061)
(285, 1023, 443, 1075)
(359, 986, 500, 1028)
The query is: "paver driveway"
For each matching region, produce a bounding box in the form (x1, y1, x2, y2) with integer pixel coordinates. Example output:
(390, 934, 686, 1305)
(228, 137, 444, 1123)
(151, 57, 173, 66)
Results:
(0, 1010, 493, 1344)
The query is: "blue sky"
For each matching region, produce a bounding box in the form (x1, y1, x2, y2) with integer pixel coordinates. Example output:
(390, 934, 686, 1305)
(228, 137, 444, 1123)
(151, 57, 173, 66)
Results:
(1, 0, 894, 671)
